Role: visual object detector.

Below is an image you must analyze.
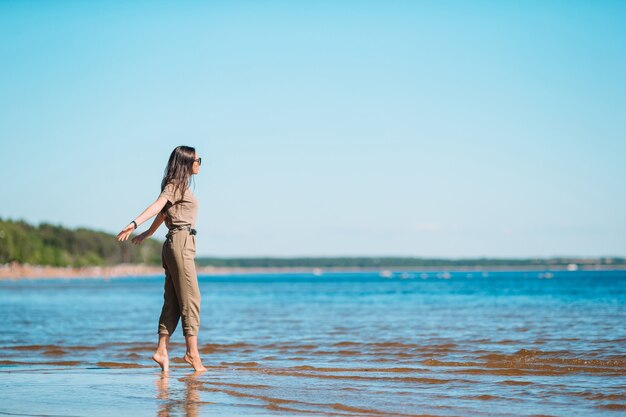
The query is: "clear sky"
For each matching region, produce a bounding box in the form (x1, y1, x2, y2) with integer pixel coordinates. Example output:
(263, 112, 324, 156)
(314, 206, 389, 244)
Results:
(1, 1, 625, 258)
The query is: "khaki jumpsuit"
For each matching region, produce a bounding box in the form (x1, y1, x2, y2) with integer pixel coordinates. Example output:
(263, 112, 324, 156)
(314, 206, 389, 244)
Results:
(157, 183, 201, 337)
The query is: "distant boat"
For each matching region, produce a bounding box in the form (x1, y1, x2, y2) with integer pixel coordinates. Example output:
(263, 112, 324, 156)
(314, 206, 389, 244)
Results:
(437, 271, 451, 280)
(379, 270, 393, 278)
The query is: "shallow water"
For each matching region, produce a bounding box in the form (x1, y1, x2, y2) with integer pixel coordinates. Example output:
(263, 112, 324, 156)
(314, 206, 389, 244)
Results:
(1, 270, 625, 416)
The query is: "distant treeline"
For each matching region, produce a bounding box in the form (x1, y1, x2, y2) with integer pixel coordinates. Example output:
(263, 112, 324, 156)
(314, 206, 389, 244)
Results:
(0, 218, 162, 267)
(196, 256, 625, 268)
(1, 218, 623, 269)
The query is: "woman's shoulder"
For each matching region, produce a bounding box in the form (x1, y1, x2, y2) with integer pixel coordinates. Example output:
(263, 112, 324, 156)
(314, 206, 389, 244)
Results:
(160, 182, 181, 202)
(161, 182, 176, 194)
(160, 182, 195, 202)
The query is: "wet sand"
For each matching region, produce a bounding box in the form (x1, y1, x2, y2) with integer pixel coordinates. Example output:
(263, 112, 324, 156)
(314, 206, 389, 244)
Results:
(1, 340, 625, 416)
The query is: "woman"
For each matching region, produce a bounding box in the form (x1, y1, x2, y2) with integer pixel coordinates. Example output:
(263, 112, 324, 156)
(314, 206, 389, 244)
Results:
(117, 145, 206, 373)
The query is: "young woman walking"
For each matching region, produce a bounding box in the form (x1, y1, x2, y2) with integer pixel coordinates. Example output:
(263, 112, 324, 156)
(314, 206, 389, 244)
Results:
(117, 145, 206, 373)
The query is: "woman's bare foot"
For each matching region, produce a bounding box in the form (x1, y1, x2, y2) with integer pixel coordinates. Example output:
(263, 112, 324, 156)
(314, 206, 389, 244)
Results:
(183, 352, 207, 372)
(152, 350, 169, 372)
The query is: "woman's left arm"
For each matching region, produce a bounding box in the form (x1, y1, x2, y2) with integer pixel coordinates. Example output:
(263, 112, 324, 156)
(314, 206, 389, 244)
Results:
(131, 212, 166, 245)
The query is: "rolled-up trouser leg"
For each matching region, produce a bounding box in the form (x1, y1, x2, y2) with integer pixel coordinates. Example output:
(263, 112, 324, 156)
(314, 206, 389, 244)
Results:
(160, 231, 200, 337)
(157, 249, 181, 335)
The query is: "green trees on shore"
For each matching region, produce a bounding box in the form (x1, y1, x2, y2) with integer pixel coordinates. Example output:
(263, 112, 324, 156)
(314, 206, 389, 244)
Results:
(1, 218, 623, 269)
(0, 218, 162, 267)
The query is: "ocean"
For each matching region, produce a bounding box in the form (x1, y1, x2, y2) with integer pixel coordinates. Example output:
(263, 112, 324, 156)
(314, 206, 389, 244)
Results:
(1, 270, 625, 416)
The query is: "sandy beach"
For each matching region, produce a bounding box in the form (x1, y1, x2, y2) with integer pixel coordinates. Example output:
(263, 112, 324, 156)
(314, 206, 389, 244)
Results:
(0, 263, 323, 280)
(1, 262, 625, 280)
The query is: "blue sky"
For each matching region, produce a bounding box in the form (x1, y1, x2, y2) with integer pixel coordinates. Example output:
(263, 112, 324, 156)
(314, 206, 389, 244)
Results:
(1, 1, 625, 258)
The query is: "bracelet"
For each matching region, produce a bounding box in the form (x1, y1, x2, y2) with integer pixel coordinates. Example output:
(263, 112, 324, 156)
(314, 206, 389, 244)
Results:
(131, 220, 138, 230)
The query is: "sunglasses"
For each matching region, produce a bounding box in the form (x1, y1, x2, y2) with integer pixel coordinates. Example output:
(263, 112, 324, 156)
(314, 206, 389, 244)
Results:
(194, 157, 202, 165)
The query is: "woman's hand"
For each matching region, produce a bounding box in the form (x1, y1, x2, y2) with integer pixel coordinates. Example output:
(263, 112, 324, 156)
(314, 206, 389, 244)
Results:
(116, 197, 167, 243)
(132, 230, 151, 245)
(117, 224, 136, 242)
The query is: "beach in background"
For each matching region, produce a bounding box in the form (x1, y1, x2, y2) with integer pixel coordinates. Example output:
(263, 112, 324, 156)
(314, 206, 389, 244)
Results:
(1, 270, 624, 416)
(2, 259, 625, 280)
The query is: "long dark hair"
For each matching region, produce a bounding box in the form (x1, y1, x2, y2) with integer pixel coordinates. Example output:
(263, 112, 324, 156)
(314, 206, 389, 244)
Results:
(161, 145, 196, 201)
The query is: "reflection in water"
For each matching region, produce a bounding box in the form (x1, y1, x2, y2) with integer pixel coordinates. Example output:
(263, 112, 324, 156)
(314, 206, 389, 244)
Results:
(155, 373, 169, 417)
(155, 372, 203, 417)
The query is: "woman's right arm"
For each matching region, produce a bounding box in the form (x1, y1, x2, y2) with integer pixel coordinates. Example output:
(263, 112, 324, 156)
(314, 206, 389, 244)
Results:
(117, 196, 168, 242)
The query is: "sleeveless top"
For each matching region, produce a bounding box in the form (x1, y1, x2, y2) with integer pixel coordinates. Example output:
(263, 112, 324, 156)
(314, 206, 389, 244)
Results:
(158, 183, 198, 230)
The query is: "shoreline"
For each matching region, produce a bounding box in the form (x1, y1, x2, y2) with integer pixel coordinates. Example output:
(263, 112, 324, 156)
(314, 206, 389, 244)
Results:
(1, 262, 625, 280)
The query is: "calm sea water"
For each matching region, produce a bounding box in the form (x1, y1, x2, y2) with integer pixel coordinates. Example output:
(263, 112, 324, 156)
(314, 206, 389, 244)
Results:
(1, 270, 625, 416)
